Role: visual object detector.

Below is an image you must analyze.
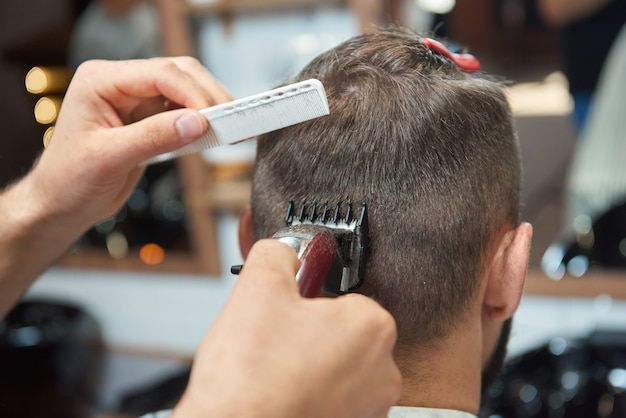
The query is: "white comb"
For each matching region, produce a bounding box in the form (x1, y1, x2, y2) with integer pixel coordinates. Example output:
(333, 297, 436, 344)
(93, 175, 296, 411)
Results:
(142, 79, 329, 165)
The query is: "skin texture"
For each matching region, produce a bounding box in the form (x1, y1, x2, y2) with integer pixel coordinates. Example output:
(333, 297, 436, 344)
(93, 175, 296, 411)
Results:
(0, 57, 402, 417)
(174, 239, 400, 418)
(245, 29, 533, 414)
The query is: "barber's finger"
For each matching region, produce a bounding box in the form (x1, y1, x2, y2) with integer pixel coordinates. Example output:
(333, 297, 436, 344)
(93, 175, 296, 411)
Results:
(128, 57, 233, 122)
(135, 57, 230, 108)
(81, 58, 215, 111)
(169, 56, 234, 104)
(237, 239, 301, 297)
(103, 108, 208, 166)
(127, 58, 234, 122)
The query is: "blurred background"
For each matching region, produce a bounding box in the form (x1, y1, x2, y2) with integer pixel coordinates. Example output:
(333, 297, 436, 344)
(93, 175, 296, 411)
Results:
(0, 0, 625, 417)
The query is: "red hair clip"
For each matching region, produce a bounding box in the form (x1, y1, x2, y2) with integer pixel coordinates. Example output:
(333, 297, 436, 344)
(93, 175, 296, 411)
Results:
(423, 38, 481, 73)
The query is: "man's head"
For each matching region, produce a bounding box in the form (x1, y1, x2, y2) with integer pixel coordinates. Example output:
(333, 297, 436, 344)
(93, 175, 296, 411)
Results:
(242, 27, 532, 404)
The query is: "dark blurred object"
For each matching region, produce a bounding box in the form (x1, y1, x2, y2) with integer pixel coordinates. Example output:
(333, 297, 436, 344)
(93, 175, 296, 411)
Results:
(542, 201, 626, 279)
(1, 0, 90, 67)
(497, 0, 547, 30)
(2, 23, 73, 68)
(563, 201, 626, 272)
(0, 0, 91, 189)
(117, 367, 190, 417)
(559, 0, 626, 129)
(537, 0, 626, 130)
(480, 330, 626, 418)
(543, 19, 626, 277)
(0, 300, 104, 418)
(81, 161, 190, 254)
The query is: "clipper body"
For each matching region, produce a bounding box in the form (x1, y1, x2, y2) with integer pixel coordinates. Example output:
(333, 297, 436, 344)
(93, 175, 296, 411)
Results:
(272, 202, 369, 297)
(231, 202, 369, 298)
(272, 227, 342, 298)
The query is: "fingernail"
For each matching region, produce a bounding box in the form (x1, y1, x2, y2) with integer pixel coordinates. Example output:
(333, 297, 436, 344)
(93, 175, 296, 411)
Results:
(175, 111, 204, 141)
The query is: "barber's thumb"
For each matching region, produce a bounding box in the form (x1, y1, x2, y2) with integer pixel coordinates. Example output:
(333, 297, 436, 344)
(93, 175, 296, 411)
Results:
(237, 239, 301, 295)
(114, 109, 207, 165)
(174, 111, 207, 141)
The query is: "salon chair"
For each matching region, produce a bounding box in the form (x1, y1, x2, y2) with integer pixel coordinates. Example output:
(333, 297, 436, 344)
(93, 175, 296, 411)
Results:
(0, 299, 104, 418)
(480, 330, 626, 417)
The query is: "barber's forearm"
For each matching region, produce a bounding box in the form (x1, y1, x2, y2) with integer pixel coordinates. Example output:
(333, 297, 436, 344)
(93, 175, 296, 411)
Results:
(0, 174, 87, 317)
(538, 0, 612, 27)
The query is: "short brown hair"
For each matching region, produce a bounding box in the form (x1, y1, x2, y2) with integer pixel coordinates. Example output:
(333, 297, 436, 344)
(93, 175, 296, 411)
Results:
(251, 28, 521, 347)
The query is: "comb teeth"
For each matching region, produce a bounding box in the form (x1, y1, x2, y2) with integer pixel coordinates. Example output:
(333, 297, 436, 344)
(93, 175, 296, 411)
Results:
(141, 79, 329, 166)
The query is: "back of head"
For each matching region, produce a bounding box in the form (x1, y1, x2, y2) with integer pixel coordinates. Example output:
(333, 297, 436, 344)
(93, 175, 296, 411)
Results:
(251, 28, 521, 348)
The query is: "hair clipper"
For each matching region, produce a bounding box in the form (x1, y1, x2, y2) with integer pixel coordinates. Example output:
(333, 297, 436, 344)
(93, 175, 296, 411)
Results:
(232, 202, 369, 298)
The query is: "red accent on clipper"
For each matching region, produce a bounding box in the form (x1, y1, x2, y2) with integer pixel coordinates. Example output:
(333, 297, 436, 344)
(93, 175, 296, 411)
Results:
(230, 232, 339, 298)
(294, 232, 338, 298)
(423, 38, 481, 73)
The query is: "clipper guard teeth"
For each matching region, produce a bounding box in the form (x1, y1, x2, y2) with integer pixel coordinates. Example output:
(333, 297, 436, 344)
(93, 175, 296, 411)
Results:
(283, 201, 369, 293)
(285, 201, 362, 229)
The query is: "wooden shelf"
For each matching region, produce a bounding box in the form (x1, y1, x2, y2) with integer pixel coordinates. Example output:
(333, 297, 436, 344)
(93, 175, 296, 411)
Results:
(59, 248, 206, 275)
(525, 268, 626, 299)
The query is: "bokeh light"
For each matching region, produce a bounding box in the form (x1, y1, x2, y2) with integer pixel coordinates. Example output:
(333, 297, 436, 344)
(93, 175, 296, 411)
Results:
(106, 232, 129, 259)
(25, 66, 70, 94)
(34, 96, 61, 125)
(139, 243, 165, 265)
(43, 126, 55, 148)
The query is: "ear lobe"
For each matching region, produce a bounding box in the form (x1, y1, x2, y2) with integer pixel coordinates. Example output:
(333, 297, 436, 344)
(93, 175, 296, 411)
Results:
(238, 205, 255, 260)
(484, 222, 533, 321)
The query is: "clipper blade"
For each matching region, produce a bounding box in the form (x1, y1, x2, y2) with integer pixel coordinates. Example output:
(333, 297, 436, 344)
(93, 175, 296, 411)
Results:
(278, 201, 369, 294)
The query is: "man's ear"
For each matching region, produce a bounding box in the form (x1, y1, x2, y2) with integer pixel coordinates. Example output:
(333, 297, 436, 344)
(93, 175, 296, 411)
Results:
(238, 205, 255, 260)
(483, 222, 533, 321)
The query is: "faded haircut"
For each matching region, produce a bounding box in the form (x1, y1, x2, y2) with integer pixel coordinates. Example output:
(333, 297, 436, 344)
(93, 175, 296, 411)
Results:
(251, 27, 522, 347)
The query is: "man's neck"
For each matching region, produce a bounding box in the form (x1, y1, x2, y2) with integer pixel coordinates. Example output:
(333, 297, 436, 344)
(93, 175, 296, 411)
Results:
(393, 315, 483, 414)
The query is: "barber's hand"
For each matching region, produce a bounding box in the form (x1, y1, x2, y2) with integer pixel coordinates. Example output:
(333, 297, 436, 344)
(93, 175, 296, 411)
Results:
(29, 57, 232, 228)
(173, 239, 401, 418)
(0, 57, 234, 317)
